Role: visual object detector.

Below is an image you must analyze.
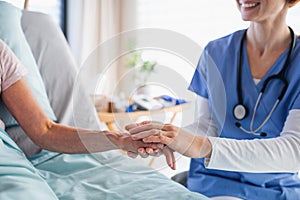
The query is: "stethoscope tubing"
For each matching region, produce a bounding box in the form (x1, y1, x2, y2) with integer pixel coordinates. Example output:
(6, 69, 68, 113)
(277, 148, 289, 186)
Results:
(234, 27, 296, 136)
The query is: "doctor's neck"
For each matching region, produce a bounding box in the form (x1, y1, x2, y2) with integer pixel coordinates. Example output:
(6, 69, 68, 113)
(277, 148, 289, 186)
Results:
(247, 17, 291, 53)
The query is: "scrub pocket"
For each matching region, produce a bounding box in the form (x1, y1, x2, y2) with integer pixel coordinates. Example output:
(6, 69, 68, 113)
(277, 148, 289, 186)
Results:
(0, 129, 58, 200)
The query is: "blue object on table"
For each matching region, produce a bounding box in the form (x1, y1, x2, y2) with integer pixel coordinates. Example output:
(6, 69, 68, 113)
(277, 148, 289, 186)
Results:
(125, 104, 134, 112)
(159, 95, 187, 105)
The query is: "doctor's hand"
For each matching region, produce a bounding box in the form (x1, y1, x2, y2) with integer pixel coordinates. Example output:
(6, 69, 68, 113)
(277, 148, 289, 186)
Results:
(125, 122, 176, 170)
(126, 121, 212, 159)
(127, 146, 176, 170)
(107, 131, 164, 156)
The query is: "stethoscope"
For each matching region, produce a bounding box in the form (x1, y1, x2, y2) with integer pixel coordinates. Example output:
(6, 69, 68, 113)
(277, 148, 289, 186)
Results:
(233, 27, 296, 137)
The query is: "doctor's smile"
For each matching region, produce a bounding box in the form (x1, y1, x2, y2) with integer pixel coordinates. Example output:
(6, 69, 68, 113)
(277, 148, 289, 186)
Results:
(239, 1, 260, 8)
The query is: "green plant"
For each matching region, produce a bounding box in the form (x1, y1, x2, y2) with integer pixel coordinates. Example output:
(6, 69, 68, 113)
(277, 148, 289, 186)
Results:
(126, 50, 157, 85)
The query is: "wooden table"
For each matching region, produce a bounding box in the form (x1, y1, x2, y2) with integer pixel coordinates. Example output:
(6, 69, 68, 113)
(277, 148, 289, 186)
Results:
(97, 103, 190, 131)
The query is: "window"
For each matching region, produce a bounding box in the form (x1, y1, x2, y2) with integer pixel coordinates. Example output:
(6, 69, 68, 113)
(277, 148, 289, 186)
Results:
(136, 0, 300, 47)
(132, 1, 247, 96)
(26, 0, 66, 32)
(133, 0, 300, 97)
(5, 0, 66, 35)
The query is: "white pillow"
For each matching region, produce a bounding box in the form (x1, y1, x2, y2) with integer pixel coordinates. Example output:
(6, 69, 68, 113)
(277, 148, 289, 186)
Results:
(21, 10, 104, 130)
(0, 2, 56, 127)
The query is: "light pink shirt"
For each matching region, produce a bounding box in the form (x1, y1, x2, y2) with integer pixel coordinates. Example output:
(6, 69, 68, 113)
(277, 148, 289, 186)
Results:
(0, 39, 27, 129)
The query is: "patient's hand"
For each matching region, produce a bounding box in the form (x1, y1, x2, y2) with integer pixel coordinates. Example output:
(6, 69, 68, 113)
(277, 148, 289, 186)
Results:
(127, 145, 176, 170)
(113, 132, 163, 155)
(125, 122, 176, 170)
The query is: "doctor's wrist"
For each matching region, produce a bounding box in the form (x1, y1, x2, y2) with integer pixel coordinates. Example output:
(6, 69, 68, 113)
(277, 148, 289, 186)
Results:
(202, 137, 212, 158)
(191, 136, 212, 158)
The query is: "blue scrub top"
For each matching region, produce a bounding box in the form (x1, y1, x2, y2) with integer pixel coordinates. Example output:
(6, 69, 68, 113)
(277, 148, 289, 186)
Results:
(188, 30, 300, 199)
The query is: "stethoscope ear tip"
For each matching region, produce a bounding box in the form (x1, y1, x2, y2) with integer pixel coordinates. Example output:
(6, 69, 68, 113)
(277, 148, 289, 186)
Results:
(236, 121, 268, 137)
(260, 132, 267, 137)
(235, 122, 241, 128)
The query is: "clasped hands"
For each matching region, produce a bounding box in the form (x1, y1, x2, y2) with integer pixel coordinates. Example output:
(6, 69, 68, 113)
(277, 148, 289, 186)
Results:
(122, 121, 212, 170)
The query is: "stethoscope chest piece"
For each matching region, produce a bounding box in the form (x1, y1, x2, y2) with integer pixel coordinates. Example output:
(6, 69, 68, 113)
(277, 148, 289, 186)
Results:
(233, 104, 247, 120)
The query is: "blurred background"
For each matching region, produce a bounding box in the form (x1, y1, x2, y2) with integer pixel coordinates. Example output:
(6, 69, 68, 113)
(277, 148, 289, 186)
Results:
(6, 0, 300, 96)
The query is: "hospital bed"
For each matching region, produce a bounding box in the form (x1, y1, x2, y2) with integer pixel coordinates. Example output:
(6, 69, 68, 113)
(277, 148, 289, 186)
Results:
(1, 7, 208, 200)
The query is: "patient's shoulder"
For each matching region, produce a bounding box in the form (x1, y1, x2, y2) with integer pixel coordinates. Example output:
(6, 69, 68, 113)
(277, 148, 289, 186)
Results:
(0, 39, 22, 67)
(0, 39, 27, 92)
(0, 39, 15, 60)
(0, 39, 8, 53)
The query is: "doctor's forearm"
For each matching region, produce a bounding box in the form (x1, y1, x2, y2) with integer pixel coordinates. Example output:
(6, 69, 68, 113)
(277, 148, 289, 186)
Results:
(205, 110, 300, 173)
(206, 134, 300, 173)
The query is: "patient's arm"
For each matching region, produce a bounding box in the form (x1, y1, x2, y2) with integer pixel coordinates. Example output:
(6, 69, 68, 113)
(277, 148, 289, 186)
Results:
(2, 77, 159, 154)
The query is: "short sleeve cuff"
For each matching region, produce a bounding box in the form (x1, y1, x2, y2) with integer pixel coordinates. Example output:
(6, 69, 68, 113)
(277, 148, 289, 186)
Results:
(2, 66, 27, 92)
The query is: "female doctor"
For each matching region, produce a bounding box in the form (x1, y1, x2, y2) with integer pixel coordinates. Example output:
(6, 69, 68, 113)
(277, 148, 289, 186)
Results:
(126, 0, 300, 199)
